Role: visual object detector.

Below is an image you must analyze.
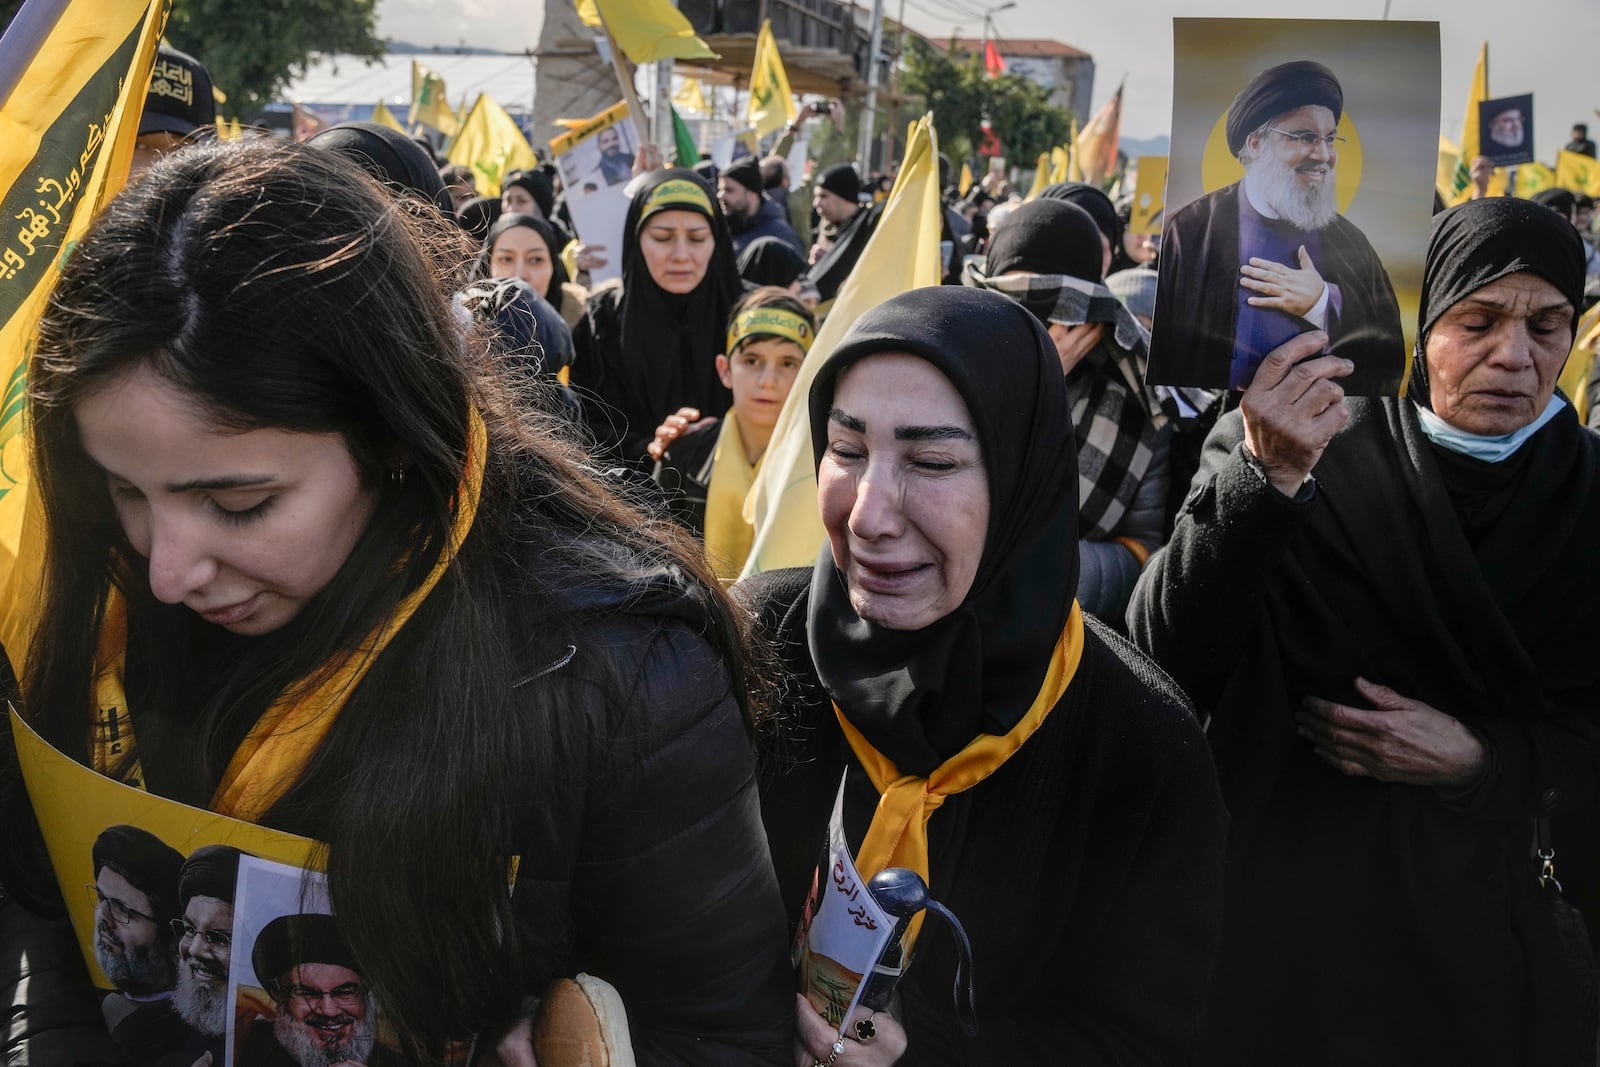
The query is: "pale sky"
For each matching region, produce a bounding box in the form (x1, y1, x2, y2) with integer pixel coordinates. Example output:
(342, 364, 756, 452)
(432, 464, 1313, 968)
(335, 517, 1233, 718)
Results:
(376, 0, 1600, 159)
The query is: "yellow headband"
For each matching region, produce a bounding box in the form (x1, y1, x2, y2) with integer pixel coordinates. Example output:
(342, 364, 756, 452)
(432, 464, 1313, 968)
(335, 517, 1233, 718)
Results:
(726, 306, 814, 355)
(639, 178, 714, 224)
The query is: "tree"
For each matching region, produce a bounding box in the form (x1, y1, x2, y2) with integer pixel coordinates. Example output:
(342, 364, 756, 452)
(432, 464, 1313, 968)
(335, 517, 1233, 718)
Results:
(166, 0, 385, 115)
(900, 35, 1071, 172)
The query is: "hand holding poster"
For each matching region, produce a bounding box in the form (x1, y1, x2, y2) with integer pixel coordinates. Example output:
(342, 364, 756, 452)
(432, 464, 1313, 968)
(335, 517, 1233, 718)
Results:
(1147, 19, 1440, 396)
(793, 780, 894, 1034)
(551, 102, 642, 286)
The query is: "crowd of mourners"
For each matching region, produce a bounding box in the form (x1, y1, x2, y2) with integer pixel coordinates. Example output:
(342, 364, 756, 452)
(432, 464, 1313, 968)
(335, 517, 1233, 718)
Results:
(3, 40, 1600, 1067)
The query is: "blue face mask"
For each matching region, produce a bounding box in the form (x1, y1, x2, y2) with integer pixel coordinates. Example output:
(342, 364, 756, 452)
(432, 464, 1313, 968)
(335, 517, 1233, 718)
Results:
(1413, 395, 1565, 463)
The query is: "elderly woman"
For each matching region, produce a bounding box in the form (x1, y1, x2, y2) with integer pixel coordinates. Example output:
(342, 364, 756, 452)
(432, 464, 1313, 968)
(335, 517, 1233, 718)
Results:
(1130, 197, 1600, 1063)
(740, 286, 1227, 1065)
(970, 199, 1172, 622)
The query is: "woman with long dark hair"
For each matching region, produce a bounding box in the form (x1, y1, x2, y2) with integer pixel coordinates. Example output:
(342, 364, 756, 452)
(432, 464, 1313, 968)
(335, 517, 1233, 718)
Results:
(4, 141, 792, 1064)
(570, 169, 742, 466)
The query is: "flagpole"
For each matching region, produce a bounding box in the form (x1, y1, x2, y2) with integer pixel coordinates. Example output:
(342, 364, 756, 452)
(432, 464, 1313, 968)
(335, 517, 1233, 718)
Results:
(596, 14, 650, 137)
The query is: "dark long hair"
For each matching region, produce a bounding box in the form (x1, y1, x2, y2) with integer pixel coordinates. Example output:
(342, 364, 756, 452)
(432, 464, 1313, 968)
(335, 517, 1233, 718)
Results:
(19, 141, 759, 1060)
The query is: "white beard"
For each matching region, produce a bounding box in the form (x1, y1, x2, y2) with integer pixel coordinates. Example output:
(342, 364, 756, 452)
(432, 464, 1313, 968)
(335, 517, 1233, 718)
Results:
(1247, 152, 1339, 231)
(272, 995, 378, 1067)
(173, 959, 229, 1036)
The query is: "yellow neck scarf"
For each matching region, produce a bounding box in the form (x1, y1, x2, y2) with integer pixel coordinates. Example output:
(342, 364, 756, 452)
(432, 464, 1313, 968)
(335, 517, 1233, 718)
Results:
(91, 408, 489, 821)
(835, 602, 1084, 947)
(701, 410, 758, 583)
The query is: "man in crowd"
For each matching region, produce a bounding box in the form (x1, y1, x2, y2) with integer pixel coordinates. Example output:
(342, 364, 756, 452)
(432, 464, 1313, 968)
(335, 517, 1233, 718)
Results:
(437, 164, 477, 213)
(595, 125, 635, 185)
(133, 43, 215, 177)
(90, 825, 188, 1064)
(805, 163, 878, 303)
(1153, 59, 1404, 393)
(240, 913, 389, 1067)
(759, 154, 810, 245)
(1565, 122, 1596, 158)
(718, 158, 803, 257)
(172, 846, 247, 1064)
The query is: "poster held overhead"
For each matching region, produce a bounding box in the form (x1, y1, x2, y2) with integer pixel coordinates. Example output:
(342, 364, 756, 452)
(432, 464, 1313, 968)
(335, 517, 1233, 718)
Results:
(1148, 18, 1440, 396)
(551, 102, 642, 286)
(1478, 94, 1534, 168)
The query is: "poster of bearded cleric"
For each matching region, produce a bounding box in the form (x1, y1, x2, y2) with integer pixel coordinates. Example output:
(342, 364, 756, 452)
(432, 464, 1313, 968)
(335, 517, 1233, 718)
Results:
(8, 710, 431, 1067)
(1148, 19, 1440, 395)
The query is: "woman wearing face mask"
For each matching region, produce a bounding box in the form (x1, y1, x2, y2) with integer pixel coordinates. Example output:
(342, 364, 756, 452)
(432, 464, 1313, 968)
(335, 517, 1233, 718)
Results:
(2, 141, 793, 1066)
(740, 286, 1227, 1066)
(1131, 196, 1600, 1063)
(481, 212, 589, 330)
(570, 169, 742, 466)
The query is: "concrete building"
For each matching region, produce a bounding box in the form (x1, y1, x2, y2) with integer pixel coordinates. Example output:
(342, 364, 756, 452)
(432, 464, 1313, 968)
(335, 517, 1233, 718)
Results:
(950, 37, 1094, 122)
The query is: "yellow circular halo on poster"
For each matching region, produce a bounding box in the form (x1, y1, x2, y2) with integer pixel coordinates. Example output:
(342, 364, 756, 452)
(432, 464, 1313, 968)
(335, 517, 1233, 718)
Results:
(1200, 110, 1364, 214)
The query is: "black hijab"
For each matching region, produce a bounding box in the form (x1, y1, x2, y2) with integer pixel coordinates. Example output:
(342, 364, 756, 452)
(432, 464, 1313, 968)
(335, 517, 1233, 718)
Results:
(738, 235, 807, 288)
(805, 287, 1081, 776)
(307, 122, 454, 217)
(983, 200, 1103, 282)
(1040, 182, 1121, 272)
(1410, 197, 1584, 409)
(617, 169, 741, 426)
(482, 212, 572, 304)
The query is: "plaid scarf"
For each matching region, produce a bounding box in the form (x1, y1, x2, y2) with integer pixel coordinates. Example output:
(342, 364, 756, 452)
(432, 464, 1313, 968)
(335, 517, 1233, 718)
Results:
(970, 269, 1164, 540)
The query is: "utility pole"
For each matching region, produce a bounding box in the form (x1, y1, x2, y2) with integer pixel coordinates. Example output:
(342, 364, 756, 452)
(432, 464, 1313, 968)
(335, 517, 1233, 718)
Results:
(856, 0, 885, 173)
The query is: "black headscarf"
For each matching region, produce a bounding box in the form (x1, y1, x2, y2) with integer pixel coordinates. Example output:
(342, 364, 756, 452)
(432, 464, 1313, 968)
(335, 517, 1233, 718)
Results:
(1410, 197, 1584, 408)
(984, 199, 1103, 281)
(503, 168, 555, 220)
(1224, 60, 1343, 155)
(456, 195, 502, 244)
(1040, 182, 1121, 271)
(307, 122, 454, 217)
(617, 168, 741, 428)
(738, 235, 807, 288)
(481, 212, 571, 304)
(805, 287, 1081, 776)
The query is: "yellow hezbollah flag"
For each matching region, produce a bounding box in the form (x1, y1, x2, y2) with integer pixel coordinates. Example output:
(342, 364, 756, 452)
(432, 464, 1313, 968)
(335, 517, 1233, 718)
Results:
(410, 60, 458, 136)
(673, 77, 708, 116)
(1556, 150, 1600, 197)
(1557, 302, 1600, 426)
(372, 99, 407, 133)
(577, 0, 717, 64)
(1437, 133, 1459, 201)
(959, 160, 974, 196)
(1024, 152, 1048, 200)
(1075, 80, 1122, 187)
(739, 114, 944, 577)
(1048, 145, 1070, 184)
(1449, 43, 1487, 203)
(747, 20, 796, 139)
(0, 0, 170, 672)
(448, 93, 539, 198)
(1516, 161, 1556, 198)
(1129, 155, 1167, 235)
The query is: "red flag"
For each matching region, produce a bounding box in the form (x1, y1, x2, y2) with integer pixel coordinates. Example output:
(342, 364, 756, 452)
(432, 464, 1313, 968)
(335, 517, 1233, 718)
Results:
(978, 119, 1003, 157)
(983, 40, 1006, 78)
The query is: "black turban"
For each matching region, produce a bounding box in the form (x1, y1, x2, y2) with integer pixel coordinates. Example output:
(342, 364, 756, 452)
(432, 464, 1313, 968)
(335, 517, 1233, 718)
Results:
(1225, 60, 1344, 155)
(92, 825, 184, 925)
(984, 199, 1104, 282)
(1410, 197, 1585, 408)
(252, 913, 359, 987)
(308, 122, 454, 217)
(722, 158, 763, 195)
(178, 845, 246, 908)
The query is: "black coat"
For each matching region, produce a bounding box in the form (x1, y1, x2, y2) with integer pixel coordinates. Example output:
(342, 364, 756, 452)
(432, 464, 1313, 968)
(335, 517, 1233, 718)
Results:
(1130, 400, 1600, 1065)
(739, 568, 1227, 1066)
(1152, 182, 1405, 394)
